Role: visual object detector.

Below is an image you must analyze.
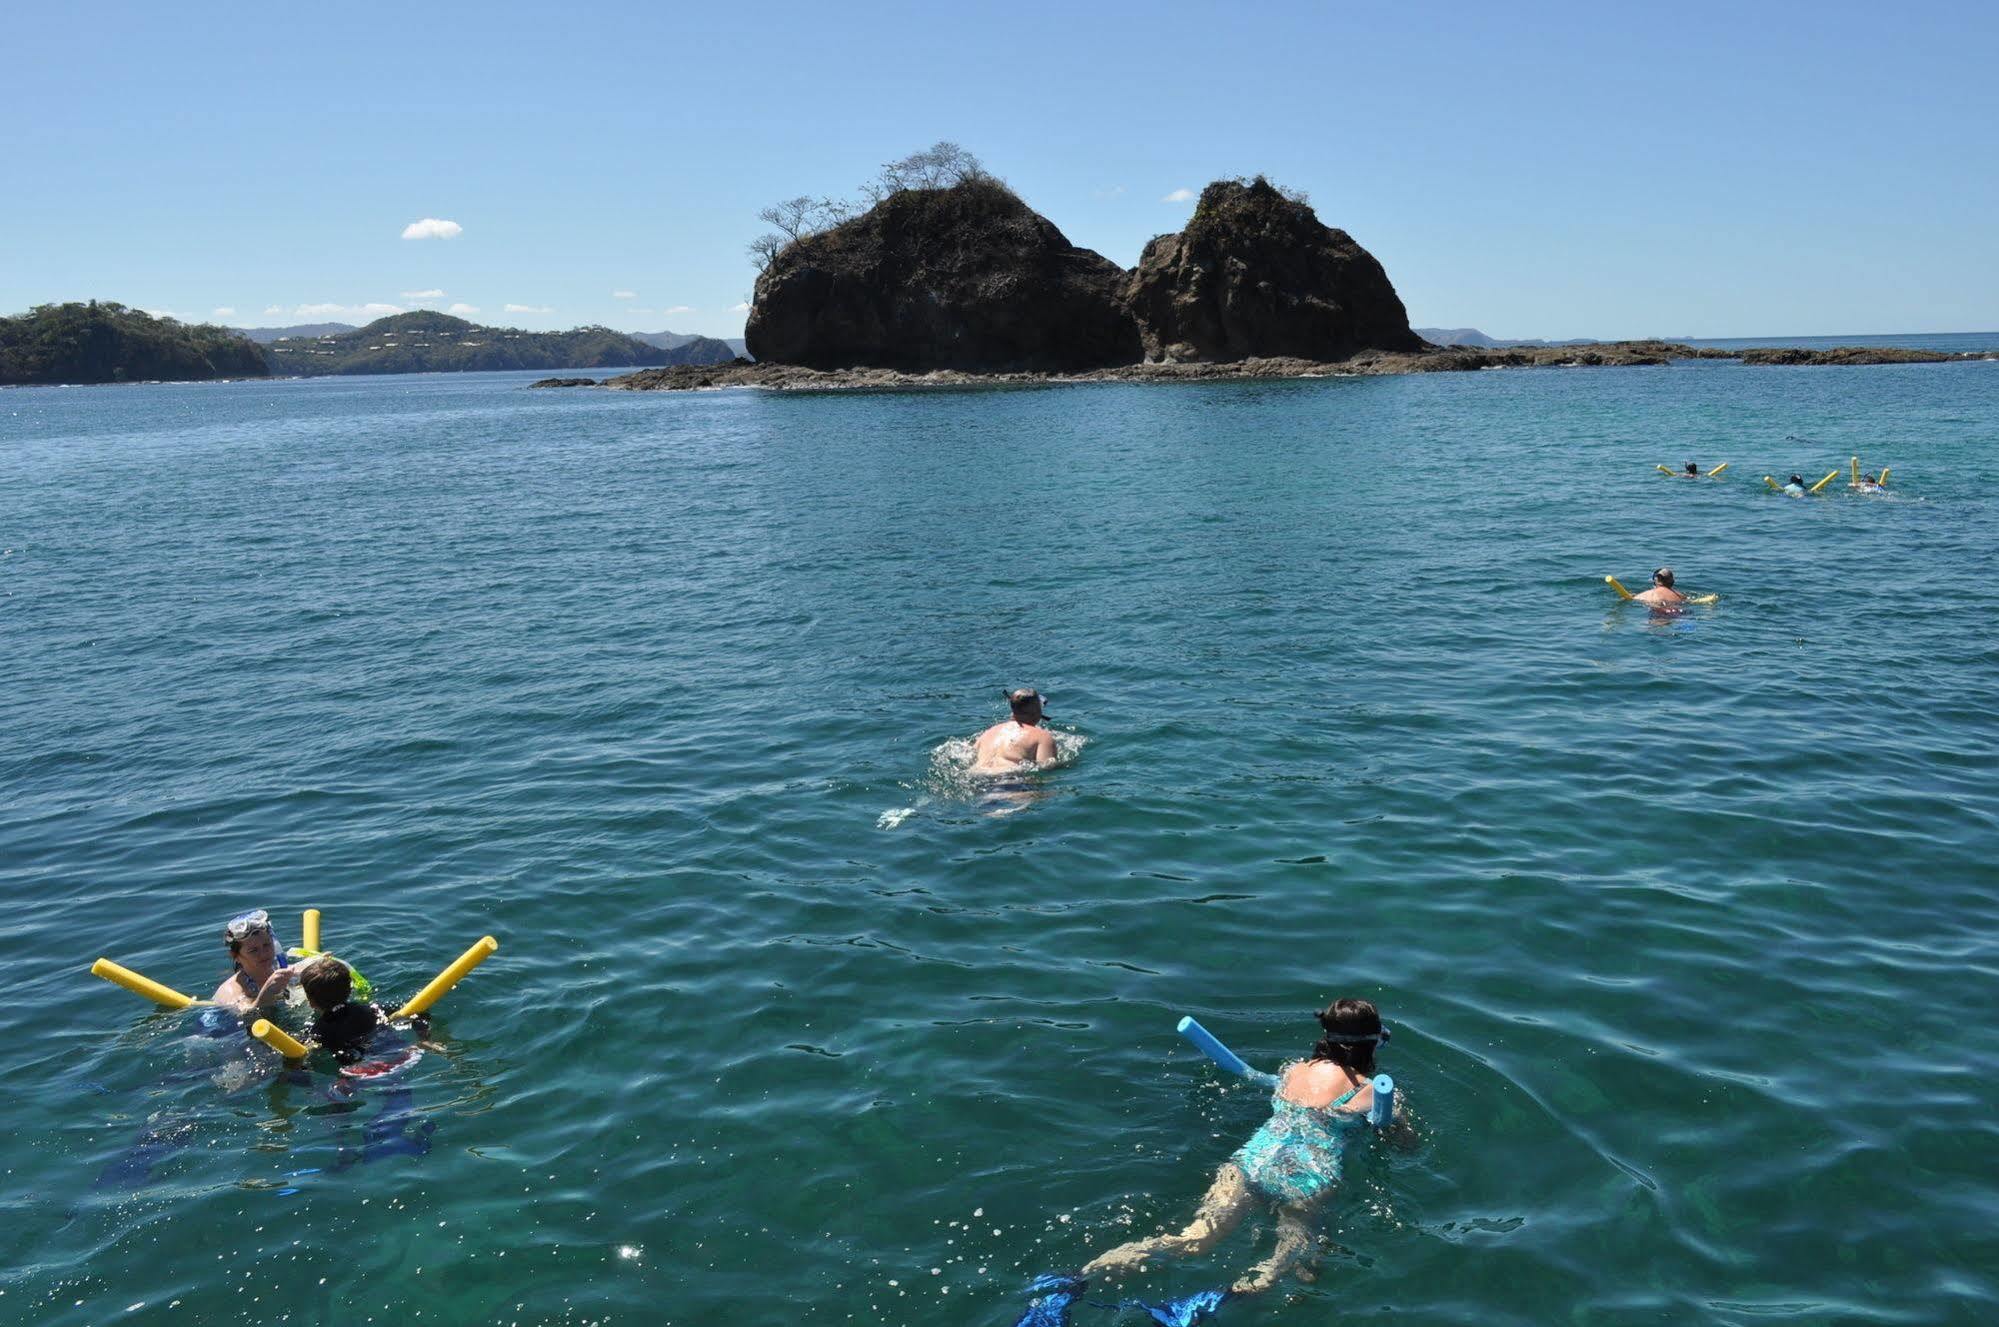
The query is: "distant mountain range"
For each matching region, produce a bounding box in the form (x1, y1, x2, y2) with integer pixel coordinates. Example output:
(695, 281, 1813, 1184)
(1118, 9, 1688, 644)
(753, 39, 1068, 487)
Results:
(1416, 327, 1602, 349)
(235, 322, 357, 344)
(257, 312, 704, 376)
(241, 322, 746, 363)
(628, 330, 749, 359)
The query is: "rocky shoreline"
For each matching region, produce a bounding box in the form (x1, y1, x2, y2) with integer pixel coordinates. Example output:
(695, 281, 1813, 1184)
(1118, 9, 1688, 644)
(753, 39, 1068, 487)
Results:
(528, 342, 1988, 393)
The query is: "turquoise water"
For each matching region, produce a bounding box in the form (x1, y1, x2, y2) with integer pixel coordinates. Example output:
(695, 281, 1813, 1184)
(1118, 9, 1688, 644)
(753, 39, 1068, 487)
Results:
(3, 360, 1997, 1326)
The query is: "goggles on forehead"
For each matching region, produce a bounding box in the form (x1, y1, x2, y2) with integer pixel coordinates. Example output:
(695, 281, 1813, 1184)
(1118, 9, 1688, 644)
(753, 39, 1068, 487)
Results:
(1319, 1026, 1390, 1045)
(224, 909, 273, 941)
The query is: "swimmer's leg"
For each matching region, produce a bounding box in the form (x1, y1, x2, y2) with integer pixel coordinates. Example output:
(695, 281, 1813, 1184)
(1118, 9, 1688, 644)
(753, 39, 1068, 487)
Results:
(1230, 1202, 1318, 1296)
(1081, 1163, 1254, 1279)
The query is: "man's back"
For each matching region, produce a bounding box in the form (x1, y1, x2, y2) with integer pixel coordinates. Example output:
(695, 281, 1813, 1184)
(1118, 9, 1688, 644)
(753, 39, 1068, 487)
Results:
(974, 719, 1058, 772)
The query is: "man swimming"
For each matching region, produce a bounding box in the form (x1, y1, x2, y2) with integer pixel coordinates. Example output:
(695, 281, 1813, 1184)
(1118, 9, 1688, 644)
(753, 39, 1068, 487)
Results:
(1632, 567, 1687, 608)
(973, 689, 1059, 773)
(1783, 473, 1808, 497)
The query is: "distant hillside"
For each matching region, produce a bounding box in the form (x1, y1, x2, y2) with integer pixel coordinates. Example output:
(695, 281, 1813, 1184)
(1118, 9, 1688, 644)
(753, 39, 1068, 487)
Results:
(235, 322, 357, 345)
(260, 312, 674, 376)
(1, 302, 269, 386)
(630, 330, 749, 364)
(1417, 326, 1602, 349)
(1416, 327, 1500, 348)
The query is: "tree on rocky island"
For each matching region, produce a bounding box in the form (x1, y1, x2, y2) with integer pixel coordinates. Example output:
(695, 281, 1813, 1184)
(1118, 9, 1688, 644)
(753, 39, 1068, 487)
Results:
(748, 143, 1001, 274)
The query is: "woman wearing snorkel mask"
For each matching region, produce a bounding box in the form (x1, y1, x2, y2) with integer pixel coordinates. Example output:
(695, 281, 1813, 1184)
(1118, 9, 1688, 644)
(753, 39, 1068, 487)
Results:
(210, 910, 297, 1014)
(1080, 999, 1393, 1298)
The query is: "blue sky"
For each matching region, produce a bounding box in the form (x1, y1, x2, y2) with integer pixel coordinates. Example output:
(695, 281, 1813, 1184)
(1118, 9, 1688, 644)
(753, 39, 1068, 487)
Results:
(6, 2, 1994, 339)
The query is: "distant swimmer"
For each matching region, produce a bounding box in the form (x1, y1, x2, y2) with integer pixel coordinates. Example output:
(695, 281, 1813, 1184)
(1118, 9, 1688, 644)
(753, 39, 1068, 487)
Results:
(211, 910, 297, 1014)
(1605, 567, 1717, 608)
(1783, 473, 1808, 497)
(1854, 472, 1886, 493)
(974, 688, 1059, 773)
(1657, 461, 1727, 479)
(1683, 461, 1701, 477)
(1632, 567, 1687, 608)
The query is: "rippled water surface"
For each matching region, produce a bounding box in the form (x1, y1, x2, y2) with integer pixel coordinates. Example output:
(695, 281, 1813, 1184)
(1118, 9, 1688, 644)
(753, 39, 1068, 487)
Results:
(3, 361, 1996, 1326)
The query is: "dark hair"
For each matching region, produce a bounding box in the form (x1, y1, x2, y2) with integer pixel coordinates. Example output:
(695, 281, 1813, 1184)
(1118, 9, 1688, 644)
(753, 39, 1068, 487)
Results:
(1790, 475, 1804, 486)
(1684, 462, 1698, 474)
(299, 957, 353, 1012)
(1310, 997, 1382, 1076)
(1653, 567, 1675, 588)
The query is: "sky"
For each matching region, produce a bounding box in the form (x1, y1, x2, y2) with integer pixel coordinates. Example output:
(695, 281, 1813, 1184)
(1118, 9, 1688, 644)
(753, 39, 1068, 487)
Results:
(5, 2, 1995, 340)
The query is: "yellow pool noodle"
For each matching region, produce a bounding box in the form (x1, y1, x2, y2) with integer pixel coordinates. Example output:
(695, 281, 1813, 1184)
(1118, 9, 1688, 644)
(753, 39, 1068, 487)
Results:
(1707, 462, 1729, 477)
(1810, 469, 1841, 494)
(1763, 475, 1779, 490)
(1605, 575, 1637, 601)
(302, 909, 321, 954)
(251, 1019, 309, 1060)
(91, 958, 204, 1010)
(393, 936, 499, 1021)
(1878, 467, 1891, 486)
(1688, 593, 1720, 605)
(1851, 456, 1860, 484)
(1656, 464, 1675, 474)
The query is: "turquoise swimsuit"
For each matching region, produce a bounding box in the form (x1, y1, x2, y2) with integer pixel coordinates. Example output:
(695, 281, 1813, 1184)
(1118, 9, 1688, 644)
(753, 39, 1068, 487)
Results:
(1230, 1079, 1367, 1205)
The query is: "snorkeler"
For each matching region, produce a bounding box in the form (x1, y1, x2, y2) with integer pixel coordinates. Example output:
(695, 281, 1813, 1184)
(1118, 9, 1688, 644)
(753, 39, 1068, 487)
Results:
(210, 909, 296, 1014)
(1854, 472, 1886, 493)
(1631, 567, 1688, 608)
(973, 688, 1059, 773)
(298, 957, 385, 1059)
(1782, 473, 1807, 497)
(1078, 1000, 1392, 1298)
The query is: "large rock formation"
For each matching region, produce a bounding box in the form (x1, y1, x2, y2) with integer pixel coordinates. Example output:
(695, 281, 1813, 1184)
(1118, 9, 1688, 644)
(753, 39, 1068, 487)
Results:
(745, 179, 1141, 372)
(1126, 177, 1425, 363)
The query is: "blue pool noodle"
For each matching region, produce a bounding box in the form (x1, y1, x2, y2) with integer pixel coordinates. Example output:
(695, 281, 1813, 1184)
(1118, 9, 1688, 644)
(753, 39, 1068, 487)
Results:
(1367, 1074, 1395, 1128)
(1177, 1016, 1279, 1088)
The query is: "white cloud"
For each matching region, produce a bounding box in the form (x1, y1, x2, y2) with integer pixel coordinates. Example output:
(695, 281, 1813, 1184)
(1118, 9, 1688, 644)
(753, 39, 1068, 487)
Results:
(1162, 187, 1196, 203)
(263, 305, 285, 316)
(401, 218, 463, 241)
(294, 301, 406, 320)
(446, 303, 480, 317)
(402, 288, 446, 299)
(663, 305, 695, 315)
(611, 290, 637, 300)
(504, 303, 554, 314)
(211, 306, 236, 319)
(730, 302, 751, 313)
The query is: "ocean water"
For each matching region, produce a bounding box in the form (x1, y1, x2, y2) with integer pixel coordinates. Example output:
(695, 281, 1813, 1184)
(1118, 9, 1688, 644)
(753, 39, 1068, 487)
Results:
(3, 359, 1997, 1326)
(1686, 331, 1999, 354)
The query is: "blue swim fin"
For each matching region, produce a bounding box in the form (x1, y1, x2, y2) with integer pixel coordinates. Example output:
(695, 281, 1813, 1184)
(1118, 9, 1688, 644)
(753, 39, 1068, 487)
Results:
(1012, 1274, 1086, 1327)
(1127, 1288, 1230, 1326)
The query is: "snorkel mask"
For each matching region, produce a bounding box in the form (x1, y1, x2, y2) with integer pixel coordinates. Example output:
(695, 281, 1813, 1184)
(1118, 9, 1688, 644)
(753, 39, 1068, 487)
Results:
(224, 909, 272, 941)
(1317, 1026, 1391, 1046)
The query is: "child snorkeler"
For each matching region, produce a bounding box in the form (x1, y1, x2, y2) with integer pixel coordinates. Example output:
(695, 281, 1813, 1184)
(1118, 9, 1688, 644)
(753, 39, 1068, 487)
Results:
(1081, 999, 1395, 1300)
(297, 957, 387, 1061)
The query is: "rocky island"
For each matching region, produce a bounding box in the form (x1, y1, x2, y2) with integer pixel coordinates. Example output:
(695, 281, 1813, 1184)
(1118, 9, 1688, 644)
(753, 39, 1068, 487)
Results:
(573, 160, 1990, 394)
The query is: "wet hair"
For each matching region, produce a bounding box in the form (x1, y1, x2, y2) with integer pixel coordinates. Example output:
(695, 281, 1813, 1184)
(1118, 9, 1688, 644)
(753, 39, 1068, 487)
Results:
(298, 957, 353, 1012)
(1006, 688, 1043, 718)
(1653, 568, 1675, 588)
(1789, 475, 1804, 486)
(1864, 474, 1878, 483)
(1685, 462, 1699, 475)
(1309, 997, 1382, 1076)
